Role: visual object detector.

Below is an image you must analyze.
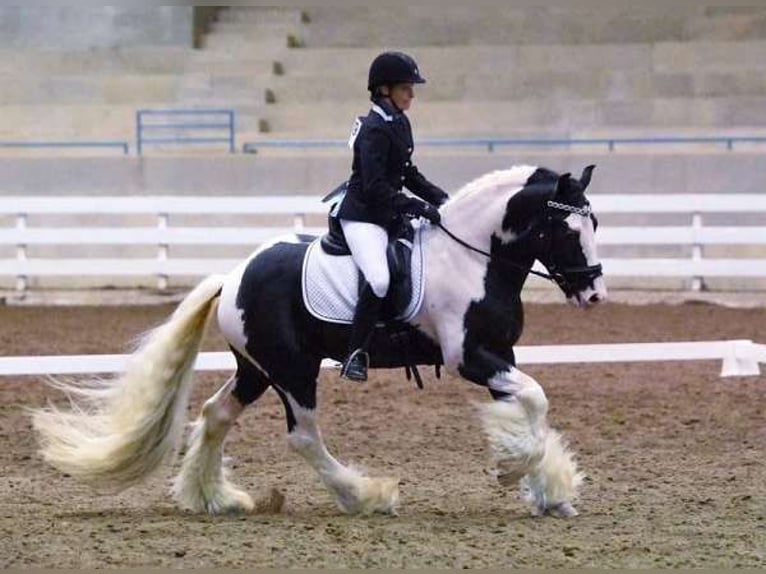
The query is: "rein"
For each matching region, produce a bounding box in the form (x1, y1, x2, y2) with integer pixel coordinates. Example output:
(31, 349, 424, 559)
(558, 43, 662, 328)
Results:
(435, 221, 560, 283)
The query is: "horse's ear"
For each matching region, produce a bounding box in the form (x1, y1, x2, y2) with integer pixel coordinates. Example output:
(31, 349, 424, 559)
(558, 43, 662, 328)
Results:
(580, 165, 596, 189)
(554, 173, 571, 198)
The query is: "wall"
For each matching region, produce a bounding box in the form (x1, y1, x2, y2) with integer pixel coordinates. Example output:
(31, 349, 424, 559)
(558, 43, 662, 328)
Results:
(0, 7, 195, 49)
(1, 153, 765, 197)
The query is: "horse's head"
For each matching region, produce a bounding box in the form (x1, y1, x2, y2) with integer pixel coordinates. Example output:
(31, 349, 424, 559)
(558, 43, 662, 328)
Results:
(531, 165, 607, 308)
(443, 164, 607, 307)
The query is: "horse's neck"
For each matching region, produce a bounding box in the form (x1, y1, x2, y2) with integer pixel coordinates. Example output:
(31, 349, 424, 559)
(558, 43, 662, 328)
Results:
(439, 190, 507, 251)
(439, 174, 543, 272)
(439, 165, 542, 249)
(420, 222, 527, 351)
(417, 167, 547, 344)
(422, 179, 541, 312)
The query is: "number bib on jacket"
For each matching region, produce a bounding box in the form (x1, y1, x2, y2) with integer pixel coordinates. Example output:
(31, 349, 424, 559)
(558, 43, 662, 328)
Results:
(348, 117, 363, 150)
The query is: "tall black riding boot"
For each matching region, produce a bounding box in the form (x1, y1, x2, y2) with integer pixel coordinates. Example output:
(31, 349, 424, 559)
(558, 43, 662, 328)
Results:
(340, 284, 384, 382)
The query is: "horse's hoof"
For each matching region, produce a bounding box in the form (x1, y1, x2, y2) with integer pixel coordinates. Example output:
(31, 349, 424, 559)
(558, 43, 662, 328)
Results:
(205, 489, 255, 515)
(545, 501, 579, 518)
(338, 476, 400, 516)
(364, 476, 400, 516)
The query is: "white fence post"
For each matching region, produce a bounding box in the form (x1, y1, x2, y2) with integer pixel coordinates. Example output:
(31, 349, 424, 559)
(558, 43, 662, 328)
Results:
(157, 212, 169, 290)
(293, 213, 305, 233)
(690, 212, 704, 291)
(15, 213, 28, 292)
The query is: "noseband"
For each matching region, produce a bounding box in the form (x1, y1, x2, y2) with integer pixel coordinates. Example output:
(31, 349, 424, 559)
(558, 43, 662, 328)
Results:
(435, 199, 603, 292)
(545, 260, 603, 297)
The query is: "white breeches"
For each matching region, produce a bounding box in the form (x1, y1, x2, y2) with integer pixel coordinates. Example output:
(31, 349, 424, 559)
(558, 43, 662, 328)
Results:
(340, 219, 390, 298)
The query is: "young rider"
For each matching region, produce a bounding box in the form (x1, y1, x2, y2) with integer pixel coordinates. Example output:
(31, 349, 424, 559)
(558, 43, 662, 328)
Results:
(336, 51, 449, 382)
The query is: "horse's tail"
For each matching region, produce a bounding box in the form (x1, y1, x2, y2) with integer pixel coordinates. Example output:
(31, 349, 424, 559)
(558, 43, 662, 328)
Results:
(31, 274, 226, 491)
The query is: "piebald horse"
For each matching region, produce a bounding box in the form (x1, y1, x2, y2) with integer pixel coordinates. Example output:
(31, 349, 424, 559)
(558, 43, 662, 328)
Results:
(33, 164, 606, 518)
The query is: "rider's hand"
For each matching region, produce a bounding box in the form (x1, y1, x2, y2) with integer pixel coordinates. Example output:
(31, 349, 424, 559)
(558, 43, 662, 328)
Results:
(421, 203, 441, 225)
(400, 197, 441, 225)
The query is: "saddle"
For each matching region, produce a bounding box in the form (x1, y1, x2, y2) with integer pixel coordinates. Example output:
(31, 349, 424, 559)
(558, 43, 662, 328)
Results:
(301, 184, 438, 387)
(320, 216, 415, 321)
(302, 215, 422, 325)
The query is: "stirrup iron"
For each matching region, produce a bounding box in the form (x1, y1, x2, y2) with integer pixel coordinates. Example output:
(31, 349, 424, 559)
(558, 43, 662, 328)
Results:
(340, 349, 369, 382)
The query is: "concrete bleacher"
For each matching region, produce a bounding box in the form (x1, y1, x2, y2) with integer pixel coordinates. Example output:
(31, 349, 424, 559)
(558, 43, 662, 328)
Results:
(0, 46, 191, 74)
(269, 42, 766, 102)
(242, 96, 766, 140)
(0, 8, 307, 144)
(3, 4, 766, 146)
(293, 5, 766, 46)
(243, 4, 766, 136)
(0, 5, 764, 169)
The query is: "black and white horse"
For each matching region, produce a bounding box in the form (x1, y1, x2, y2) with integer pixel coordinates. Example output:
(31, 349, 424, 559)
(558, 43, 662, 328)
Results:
(33, 164, 606, 518)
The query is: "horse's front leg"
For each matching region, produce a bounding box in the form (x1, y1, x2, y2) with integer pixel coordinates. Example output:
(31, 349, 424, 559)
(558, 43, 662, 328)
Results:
(273, 380, 399, 516)
(459, 347, 584, 518)
(483, 364, 583, 517)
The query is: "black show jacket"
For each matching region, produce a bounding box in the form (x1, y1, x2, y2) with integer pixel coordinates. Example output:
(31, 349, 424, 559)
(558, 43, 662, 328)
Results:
(336, 99, 448, 229)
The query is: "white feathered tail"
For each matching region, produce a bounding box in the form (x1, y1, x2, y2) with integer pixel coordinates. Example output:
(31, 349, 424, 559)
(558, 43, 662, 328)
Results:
(31, 274, 225, 490)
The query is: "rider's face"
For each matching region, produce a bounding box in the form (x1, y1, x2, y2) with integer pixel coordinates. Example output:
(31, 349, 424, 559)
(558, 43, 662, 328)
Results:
(383, 83, 415, 111)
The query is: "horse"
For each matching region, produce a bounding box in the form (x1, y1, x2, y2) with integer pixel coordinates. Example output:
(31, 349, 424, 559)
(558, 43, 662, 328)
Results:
(32, 163, 607, 518)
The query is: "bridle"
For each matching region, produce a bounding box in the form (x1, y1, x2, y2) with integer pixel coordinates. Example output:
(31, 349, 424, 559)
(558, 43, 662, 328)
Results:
(435, 199, 603, 295)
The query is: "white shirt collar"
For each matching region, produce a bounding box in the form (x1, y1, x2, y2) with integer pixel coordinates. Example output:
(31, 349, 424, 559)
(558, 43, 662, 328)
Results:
(371, 104, 394, 122)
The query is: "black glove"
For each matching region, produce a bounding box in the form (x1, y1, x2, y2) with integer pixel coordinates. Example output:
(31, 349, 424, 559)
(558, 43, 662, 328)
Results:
(398, 196, 441, 224)
(422, 203, 441, 225)
(411, 200, 441, 225)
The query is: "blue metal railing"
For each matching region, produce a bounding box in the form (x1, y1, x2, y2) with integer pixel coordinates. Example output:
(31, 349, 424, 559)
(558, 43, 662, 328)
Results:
(3, 131, 765, 158)
(242, 135, 766, 154)
(136, 109, 235, 155)
(0, 140, 129, 155)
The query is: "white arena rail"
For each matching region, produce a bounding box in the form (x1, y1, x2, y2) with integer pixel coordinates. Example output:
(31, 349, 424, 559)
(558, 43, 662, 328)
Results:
(0, 340, 763, 378)
(1, 194, 765, 291)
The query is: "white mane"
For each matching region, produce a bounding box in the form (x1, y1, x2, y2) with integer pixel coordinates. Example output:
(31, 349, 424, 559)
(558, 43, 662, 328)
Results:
(448, 164, 540, 205)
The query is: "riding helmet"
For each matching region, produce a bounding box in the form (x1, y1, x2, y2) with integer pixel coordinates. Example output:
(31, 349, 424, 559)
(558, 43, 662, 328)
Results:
(367, 51, 426, 92)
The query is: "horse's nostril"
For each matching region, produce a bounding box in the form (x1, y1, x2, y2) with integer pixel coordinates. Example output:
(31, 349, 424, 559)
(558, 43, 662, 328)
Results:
(589, 293, 601, 304)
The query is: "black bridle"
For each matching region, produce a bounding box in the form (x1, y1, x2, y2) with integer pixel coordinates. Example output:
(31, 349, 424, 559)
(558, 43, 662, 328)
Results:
(435, 200, 603, 296)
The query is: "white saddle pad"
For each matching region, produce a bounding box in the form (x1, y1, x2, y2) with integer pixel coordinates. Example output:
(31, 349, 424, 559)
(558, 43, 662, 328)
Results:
(301, 228, 425, 324)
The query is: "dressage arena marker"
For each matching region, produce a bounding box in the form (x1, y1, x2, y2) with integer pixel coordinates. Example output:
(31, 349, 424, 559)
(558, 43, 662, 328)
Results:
(1, 340, 763, 378)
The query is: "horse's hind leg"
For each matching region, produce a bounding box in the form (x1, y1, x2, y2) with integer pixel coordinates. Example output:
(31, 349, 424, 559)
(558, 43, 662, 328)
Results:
(272, 375, 399, 516)
(172, 349, 269, 513)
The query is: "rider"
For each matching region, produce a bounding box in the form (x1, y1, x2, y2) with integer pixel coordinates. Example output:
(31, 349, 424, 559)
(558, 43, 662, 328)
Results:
(336, 51, 448, 382)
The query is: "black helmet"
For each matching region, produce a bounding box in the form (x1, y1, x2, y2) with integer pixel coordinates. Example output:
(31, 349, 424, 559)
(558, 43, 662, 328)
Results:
(367, 51, 426, 92)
